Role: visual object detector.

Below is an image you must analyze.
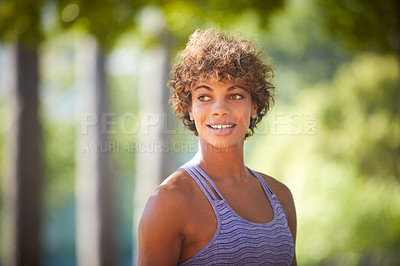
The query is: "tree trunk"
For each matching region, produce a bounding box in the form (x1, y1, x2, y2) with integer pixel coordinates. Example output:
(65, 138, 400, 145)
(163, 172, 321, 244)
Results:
(75, 37, 116, 266)
(132, 40, 170, 263)
(3, 41, 42, 266)
(396, 0, 400, 180)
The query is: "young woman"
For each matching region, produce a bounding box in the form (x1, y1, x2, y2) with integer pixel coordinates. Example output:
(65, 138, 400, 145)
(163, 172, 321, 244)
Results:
(138, 28, 297, 266)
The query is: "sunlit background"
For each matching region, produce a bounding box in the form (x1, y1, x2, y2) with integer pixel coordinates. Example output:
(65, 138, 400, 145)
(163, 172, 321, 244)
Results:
(0, 0, 399, 265)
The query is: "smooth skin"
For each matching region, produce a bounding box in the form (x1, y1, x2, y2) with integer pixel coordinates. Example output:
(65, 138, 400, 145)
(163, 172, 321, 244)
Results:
(138, 79, 297, 265)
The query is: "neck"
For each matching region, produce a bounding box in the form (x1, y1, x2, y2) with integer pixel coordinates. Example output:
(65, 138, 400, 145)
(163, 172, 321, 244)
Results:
(193, 139, 249, 182)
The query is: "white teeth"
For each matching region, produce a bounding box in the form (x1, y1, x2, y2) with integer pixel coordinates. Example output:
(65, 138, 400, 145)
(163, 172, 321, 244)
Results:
(210, 124, 234, 129)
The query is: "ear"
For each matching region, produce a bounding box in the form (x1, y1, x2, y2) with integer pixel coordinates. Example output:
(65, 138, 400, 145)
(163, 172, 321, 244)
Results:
(189, 106, 194, 121)
(251, 102, 257, 119)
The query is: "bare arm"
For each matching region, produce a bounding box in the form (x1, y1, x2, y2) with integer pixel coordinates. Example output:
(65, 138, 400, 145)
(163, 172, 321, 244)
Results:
(285, 189, 297, 266)
(138, 184, 187, 266)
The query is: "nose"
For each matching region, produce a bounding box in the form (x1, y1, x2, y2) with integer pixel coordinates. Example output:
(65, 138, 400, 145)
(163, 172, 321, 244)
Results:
(211, 98, 230, 117)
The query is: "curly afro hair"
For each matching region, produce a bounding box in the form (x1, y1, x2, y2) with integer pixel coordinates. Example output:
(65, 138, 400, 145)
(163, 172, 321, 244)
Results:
(168, 28, 275, 138)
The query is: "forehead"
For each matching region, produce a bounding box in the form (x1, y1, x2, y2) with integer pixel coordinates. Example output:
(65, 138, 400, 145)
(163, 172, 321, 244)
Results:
(192, 79, 247, 92)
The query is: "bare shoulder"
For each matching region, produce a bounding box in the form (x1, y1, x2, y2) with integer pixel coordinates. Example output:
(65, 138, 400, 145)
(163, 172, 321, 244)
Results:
(257, 172, 295, 209)
(142, 168, 197, 220)
(138, 169, 197, 265)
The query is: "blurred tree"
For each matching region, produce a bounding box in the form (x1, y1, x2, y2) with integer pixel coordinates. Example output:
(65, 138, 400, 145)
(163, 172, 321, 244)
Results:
(55, 0, 146, 265)
(314, 0, 400, 179)
(0, 0, 44, 265)
(73, 37, 118, 266)
(131, 7, 171, 265)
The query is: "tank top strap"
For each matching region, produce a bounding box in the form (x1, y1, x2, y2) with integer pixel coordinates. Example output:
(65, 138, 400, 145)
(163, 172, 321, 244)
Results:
(183, 163, 274, 202)
(191, 163, 225, 200)
(247, 167, 274, 196)
(181, 162, 220, 201)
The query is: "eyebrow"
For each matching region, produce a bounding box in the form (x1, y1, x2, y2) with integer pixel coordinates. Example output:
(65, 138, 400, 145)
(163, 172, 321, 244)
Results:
(194, 85, 246, 92)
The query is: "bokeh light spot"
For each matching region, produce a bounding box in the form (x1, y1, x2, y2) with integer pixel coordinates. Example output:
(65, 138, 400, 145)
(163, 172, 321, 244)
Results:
(62, 4, 80, 23)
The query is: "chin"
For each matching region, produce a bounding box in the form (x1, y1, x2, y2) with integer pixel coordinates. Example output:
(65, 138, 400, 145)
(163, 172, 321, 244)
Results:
(200, 136, 245, 152)
(197, 125, 247, 151)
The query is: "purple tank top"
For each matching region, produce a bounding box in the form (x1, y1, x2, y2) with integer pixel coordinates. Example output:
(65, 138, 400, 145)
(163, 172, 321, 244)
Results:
(179, 162, 294, 266)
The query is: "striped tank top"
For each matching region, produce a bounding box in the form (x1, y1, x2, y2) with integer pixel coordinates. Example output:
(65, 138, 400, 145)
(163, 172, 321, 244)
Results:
(179, 162, 294, 265)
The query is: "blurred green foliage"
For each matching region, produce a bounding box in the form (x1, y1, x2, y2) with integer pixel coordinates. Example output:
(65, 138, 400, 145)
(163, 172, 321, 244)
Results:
(320, 54, 399, 179)
(315, 0, 398, 52)
(159, 0, 285, 38)
(0, 0, 43, 44)
(56, 0, 145, 50)
(42, 121, 75, 210)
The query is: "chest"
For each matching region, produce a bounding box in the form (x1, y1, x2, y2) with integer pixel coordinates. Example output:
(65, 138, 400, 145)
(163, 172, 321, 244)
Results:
(179, 181, 274, 263)
(179, 186, 294, 265)
(217, 182, 274, 223)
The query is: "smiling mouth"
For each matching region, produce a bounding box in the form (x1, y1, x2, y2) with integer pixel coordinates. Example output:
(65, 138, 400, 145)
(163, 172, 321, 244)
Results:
(207, 124, 236, 130)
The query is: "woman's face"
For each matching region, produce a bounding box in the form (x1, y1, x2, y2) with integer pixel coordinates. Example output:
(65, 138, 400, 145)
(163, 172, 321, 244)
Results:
(189, 79, 257, 149)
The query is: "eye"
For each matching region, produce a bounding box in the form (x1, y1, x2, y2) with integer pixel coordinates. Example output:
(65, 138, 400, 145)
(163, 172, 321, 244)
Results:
(229, 94, 244, 100)
(198, 95, 212, 102)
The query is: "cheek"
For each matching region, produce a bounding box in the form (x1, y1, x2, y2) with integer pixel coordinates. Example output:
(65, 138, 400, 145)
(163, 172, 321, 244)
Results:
(243, 101, 255, 117)
(235, 106, 253, 127)
(191, 105, 207, 121)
